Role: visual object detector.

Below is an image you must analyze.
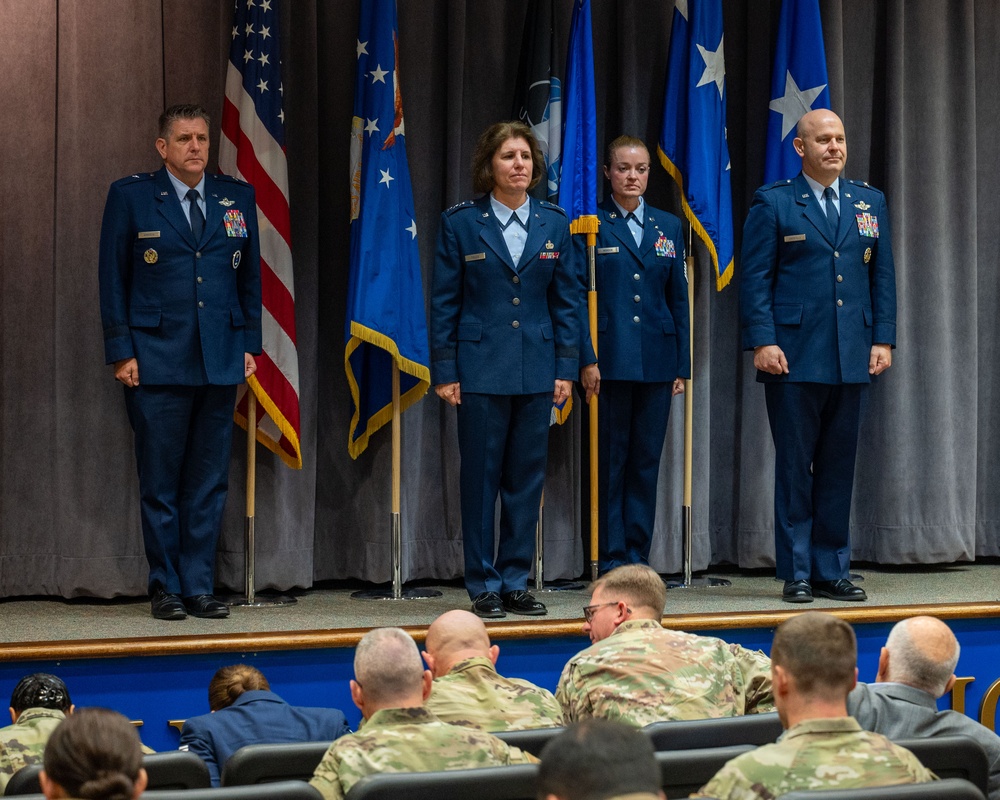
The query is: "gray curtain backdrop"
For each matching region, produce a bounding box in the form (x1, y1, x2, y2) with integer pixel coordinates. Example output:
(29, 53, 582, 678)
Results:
(0, 0, 995, 598)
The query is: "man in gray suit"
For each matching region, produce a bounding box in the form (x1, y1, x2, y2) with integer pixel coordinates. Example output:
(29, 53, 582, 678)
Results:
(848, 615, 1000, 800)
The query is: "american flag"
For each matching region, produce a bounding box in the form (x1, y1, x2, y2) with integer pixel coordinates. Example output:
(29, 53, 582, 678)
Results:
(221, 0, 302, 469)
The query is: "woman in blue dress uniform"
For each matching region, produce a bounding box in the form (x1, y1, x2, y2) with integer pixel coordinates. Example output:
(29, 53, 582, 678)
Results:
(580, 136, 690, 574)
(431, 122, 580, 618)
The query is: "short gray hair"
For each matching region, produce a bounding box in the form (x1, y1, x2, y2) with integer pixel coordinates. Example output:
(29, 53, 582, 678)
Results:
(884, 617, 960, 697)
(354, 627, 424, 704)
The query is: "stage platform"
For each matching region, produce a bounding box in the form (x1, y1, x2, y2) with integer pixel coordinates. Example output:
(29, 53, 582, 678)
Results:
(3, 562, 1000, 752)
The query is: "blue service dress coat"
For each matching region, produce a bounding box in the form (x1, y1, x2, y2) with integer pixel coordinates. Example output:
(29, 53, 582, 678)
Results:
(98, 166, 262, 596)
(430, 194, 580, 598)
(740, 173, 896, 581)
(581, 198, 690, 572)
(179, 690, 350, 786)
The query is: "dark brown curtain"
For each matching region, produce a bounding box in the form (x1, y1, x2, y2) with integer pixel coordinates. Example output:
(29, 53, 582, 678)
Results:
(0, 0, 996, 598)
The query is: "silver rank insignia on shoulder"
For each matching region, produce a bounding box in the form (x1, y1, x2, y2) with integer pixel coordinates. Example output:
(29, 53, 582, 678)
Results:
(232, 251, 241, 269)
(854, 200, 871, 211)
(143, 248, 158, 264)
(545, 240, 554, 250)
(219, 197, 236, 207)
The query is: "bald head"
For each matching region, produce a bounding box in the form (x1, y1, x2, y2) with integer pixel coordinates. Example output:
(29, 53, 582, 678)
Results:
(793, 108, 847, 185)
(883, 616, 960, 697)
(424, 610, 496, 677)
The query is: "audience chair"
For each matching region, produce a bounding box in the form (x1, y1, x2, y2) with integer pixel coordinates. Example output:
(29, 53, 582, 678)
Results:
(893, 735, 990, 797)
(142, 750, 212, 790)
(142, 780, 323, 800)
(643, 712, 783, 751)
(220, 741, 331, 786)
(656, 744, 754, 798)
(343, 764, 539, 800)
(4, 750, 210, 796)
(492, 726, 566, 757)
(3, 764, 41, 796)
(778, 777, 985, 800)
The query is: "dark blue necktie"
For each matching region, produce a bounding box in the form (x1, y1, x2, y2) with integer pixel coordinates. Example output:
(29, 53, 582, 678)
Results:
(823, 186, 839, 237)
(187, 188, 205, 241)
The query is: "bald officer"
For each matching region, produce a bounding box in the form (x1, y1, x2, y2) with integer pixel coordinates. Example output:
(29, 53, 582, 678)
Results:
(99, 104, 261, 620)
(740, 109, 896, 604)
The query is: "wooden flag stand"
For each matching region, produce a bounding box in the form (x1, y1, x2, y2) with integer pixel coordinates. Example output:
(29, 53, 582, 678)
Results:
(352, 363, 441, 601)
(227, 390, 298, 607)
(666, 226, 730, 590)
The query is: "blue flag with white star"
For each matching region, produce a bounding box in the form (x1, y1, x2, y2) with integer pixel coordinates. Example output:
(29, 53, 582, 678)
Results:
(559, 0, 597, 225)
(346, 0, 430, 459)
(764, 0, 831, 183)
(658, 0, 734, 291)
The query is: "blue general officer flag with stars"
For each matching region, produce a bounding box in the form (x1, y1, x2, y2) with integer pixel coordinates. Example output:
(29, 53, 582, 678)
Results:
(346, 0, 430, 459)
(658, 0, 734, 290)
(559, 0, 597, 226)
(764, 0, 831, 183)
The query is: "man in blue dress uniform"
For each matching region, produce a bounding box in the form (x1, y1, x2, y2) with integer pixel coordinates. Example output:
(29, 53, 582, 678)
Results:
(99, 104, 262, 619)
(740, 109, 896, 603)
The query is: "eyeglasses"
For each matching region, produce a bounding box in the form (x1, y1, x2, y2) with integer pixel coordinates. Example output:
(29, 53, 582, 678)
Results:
(582, 601, 628, 623)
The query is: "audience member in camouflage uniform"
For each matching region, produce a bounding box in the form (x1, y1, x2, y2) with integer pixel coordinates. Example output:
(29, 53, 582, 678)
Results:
(694, 612, 936, 800)
(555, 565, 774, 726)
(309, 627, 536, 800)
(422, 609, 563, 731)
(537, 718, 664, 800)
(0, 673, 74, 792)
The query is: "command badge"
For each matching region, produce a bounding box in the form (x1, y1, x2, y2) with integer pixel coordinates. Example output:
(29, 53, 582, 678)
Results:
(232, 250, 242, 269)
(864, 247, 872, 264)
(143, 248, 158, 264)
(545, 240, 554, 250)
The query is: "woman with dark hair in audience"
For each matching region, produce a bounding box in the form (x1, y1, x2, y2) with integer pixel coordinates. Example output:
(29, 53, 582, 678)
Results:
(0, 673, 74, 792)
(180, 664, 350, 786)
(39, 707, 147, 800)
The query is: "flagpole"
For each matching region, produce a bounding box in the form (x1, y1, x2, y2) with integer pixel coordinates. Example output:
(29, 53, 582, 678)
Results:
(226, 386, 297, 607)
(352, 361, 440, 602)
(667, 225, 729, 590)
(569, 216, 600, 581)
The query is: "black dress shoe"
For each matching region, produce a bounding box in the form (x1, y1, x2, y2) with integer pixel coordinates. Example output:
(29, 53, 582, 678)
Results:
(472, 591, 506, 619)
(150, 590, 186, 620)
(183, 594, 231, 618)
(813, 579, 867, 602)
(782, 580, 813, 604)
(501, 590, 547, 616)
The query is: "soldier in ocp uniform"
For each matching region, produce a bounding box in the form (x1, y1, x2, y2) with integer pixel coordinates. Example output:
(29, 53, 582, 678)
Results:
(0, 673, 73, 792)
(422, 609, 563, 731)
(555, 565, 773, 727)
(693, 612, 935, 800)
(309, 628, 535, 800)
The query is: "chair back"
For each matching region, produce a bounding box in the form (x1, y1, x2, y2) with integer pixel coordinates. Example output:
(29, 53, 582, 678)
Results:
(221, 741, 331, 786)
(3, 764, 41, 796)
(893, 735, 990, 797)
(142, 750, 212, 790)
(344, 764, 539, 800)
(656, 744, 754, 798)
(491, 726, 565, 757)
(644, 713, 783, 751)
(777, 776, 985, 800)
(142, 779, 323, 800)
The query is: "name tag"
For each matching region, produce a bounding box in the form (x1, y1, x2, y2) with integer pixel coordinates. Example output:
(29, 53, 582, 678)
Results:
(596, 246, 619, 255)
(783, 234, 806, 242)
(137, 231, 160, 239)
(464, 252, 486, 262)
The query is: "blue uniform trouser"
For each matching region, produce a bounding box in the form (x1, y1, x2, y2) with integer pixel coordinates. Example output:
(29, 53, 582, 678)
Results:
(764, 382, 865, 582)
(457, 392, 551, 599)
(598, 380, 672, 573)
(124, 384, 237, 597)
